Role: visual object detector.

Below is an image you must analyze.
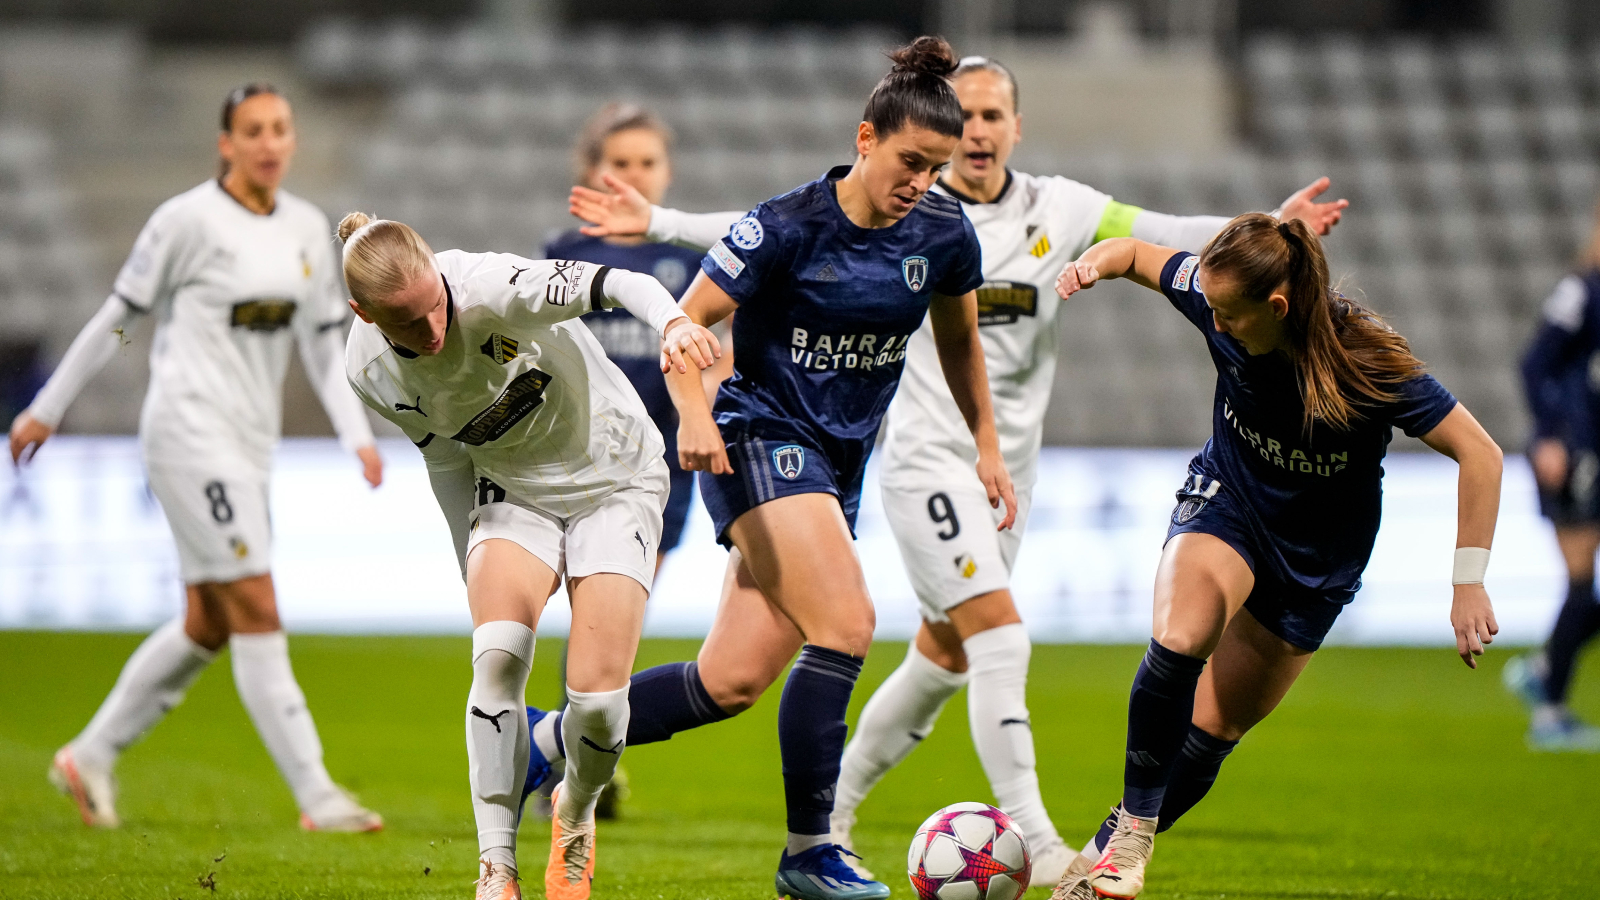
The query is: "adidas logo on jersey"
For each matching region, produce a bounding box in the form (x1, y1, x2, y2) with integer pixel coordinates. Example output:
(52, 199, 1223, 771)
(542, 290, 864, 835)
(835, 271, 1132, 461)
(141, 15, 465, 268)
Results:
(1028, 232, 1051, 258)
(812, 263, 839, 282)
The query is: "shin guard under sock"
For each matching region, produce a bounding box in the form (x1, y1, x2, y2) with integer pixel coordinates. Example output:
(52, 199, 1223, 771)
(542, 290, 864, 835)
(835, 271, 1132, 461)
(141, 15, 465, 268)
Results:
(1121, 639, 1206, 818)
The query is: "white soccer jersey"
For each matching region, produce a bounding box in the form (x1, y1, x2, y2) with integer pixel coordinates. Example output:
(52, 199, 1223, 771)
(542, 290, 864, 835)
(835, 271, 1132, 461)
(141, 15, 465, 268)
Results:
(346, 250, 667, 519)
(114, 180, 373, 468)
(880, 171, 1114, 490)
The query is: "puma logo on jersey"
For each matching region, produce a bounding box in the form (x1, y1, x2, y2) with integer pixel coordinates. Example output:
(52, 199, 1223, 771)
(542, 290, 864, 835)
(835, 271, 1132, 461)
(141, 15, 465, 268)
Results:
(395, 396, 427, 416)
(480, 333, 519, 364)
(509, 265, 530, 285)
(1028, 233, 1051, 258)
(633, 530, 648, 555)
(471, 707, 510, 733)
(579, 735, 623, 755)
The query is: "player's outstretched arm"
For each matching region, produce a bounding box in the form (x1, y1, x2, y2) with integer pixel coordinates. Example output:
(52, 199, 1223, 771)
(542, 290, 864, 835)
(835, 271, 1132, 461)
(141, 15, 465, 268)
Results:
(1419, 403, 1504, 669)
(569, 173, 743, 251)
(663, 272, 738, 474)
(1122, 176, 1349, 253)
(928, 289, 1017, 530)
(10, 295, 146, 465)
(1054, 237, 1179, 300)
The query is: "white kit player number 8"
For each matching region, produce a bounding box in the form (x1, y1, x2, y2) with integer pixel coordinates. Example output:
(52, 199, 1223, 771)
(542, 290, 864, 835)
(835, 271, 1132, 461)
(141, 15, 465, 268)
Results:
(927, 492, 960, 540)
(203, 481, 234, 524)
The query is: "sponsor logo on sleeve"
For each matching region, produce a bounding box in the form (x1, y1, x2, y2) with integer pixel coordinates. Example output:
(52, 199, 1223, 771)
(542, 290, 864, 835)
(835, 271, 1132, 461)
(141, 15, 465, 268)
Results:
(709, 240, 745, 279)
(1172, 255, 1200, 292)
(902, 256, 929, 292)
(772, 444, 805, 480)
(543, 259, 586, 306)
(729, 216, 764, 250)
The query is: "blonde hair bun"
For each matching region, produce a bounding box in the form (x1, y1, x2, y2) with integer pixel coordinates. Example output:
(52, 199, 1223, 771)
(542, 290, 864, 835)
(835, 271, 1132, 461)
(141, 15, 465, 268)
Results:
(337, 211, 374, 242)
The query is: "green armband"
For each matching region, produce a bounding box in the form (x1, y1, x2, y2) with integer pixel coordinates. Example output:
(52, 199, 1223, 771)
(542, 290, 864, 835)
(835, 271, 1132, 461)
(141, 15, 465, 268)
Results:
(1093, 200, 1144, 243)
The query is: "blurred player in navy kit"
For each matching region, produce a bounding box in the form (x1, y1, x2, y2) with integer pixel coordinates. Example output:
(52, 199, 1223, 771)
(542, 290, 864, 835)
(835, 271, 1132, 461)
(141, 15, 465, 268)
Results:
(546, 103, 707, 574)
(1506, 207, 1600, 752)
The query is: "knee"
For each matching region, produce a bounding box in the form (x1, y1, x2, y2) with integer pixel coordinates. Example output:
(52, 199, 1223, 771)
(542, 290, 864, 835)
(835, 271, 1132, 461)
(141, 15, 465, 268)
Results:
(1153, 629, 1216, 660)
(701, 670, 767, 715)
(810, 597, 876, 657)
(1190, 710, 1250, 743)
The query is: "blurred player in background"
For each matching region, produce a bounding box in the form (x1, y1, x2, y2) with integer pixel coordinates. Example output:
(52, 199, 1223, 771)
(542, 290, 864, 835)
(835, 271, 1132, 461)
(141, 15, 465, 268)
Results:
(546, 102, 707, 575)
(339, 211, 718, 900)
(563, 55, 1347, 883)
(8, 84, 384, 832)
(1505, 207, 1600, 752)
(522, 37, 1013, 900)
(1050, 217, 1502, 900)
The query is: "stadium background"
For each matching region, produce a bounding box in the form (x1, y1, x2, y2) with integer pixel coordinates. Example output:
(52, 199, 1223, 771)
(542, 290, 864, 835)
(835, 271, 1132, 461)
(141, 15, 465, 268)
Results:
(0, 0, 1581, 644)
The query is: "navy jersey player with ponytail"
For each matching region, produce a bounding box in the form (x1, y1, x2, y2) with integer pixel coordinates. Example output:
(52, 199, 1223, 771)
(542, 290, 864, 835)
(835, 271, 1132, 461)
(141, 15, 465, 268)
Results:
(1049, 215, 1502, 900)
(517, 36, 1013, 900)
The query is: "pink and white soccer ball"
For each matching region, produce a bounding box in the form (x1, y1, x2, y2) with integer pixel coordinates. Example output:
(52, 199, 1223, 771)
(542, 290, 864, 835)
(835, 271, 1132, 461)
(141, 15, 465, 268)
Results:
(907, 802, 1031, 900)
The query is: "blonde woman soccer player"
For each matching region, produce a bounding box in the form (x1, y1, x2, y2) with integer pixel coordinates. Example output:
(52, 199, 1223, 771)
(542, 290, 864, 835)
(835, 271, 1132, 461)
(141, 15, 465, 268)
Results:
(336, 212, 717, 900)
(564, 55, 1347, 882)
(9, 84, 384, 832)
(1050, 217, 1501, 899)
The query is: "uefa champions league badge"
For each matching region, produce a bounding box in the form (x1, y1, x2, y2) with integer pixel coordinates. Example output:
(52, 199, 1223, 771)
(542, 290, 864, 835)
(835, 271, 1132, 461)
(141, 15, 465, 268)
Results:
(772, 445, 805, 479)
(903, 256, 929, 292)
(730, 216, 764, 250)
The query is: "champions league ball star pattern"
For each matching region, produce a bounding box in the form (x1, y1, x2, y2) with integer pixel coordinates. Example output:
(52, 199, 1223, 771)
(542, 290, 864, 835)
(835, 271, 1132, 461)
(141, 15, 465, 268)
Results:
(907, 802, 1031, 900)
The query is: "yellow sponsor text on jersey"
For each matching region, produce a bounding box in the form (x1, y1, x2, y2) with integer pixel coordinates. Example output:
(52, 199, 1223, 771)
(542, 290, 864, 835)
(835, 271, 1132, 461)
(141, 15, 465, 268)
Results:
(230, 299, 297, 332)
(975, 282, 1039, 326)
(1028, 233, 1051, 258)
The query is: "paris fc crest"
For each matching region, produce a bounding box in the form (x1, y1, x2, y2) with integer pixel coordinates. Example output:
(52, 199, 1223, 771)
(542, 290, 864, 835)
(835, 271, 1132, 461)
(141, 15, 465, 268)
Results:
(772, 444, 805, 480)
(902, 256, 929, 292)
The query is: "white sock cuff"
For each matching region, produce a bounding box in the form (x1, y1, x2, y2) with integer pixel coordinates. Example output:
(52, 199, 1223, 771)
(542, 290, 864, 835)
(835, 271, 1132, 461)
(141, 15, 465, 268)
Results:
(230, 630, 289, 660)
(906, 641, 969, 688)
(472, 621, 535, 666)
(962, 622, 1030, 665)
(159, 617, 218, 663)
(565, 684, 630, 720)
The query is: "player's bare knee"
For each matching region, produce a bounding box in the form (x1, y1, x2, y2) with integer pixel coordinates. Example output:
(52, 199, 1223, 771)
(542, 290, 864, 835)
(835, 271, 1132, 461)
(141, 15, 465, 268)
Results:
(704, 671, 768, 714)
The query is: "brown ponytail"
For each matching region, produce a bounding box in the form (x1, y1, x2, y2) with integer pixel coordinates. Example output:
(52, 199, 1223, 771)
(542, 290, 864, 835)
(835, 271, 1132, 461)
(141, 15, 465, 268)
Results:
(1200, 212, 1424, 431)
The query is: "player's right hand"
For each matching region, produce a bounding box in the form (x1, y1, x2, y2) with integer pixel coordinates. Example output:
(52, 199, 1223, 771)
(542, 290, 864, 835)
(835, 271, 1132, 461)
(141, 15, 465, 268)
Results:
(677, 416, 732, 475)
(1530, 438, 1568, 490)
(1054, 260, 1100, 299)
(9, 410, 52, 466)
(569, 173, 651, 238)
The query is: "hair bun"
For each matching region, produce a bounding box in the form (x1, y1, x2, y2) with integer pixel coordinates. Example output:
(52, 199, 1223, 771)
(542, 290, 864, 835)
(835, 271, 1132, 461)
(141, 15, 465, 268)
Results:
(337, 211, 374, 242)
(887, 35, 957, 79)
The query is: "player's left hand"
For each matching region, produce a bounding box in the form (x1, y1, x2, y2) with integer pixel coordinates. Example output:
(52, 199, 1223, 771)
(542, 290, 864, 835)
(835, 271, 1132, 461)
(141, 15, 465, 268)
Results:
(660, 317, 722, 374)
(570, 173, 652, 238)
(977, 450, 1018, 531)
(357, 444, 384, 488)
(1450, 582, 1498, 669)
(1276, 176, 1349, 236)
(1054, 261, 1100, 300)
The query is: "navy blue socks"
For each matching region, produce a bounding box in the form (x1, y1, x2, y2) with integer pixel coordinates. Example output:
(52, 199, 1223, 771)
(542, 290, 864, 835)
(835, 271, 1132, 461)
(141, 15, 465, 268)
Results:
(1121, 639, 1207, 818)
(1155, 724, 1238, 831)
(620, 661, 731, 745)
(1545, 576, 1600, 706)
(778, 645, 864, 837)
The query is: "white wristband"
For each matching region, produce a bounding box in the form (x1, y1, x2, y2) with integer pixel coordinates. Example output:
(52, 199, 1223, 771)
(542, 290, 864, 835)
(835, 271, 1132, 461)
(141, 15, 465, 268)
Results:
(1452, 547, 1490, 585)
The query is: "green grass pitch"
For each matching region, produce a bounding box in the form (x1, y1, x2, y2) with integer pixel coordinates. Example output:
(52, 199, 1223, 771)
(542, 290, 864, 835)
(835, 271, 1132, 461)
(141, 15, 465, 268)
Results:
(1, 631, 1596, 899)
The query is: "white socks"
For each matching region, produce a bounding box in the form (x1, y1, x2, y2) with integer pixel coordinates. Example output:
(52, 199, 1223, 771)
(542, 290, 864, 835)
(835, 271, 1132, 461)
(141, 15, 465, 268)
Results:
(467, 621, 534, 872)
(833, 642, 967, 825)
(71, 618, 215, 771)
(558, 684, 630, 828)
(231, 631, 339, 811)
(965, 623, 1061, 851)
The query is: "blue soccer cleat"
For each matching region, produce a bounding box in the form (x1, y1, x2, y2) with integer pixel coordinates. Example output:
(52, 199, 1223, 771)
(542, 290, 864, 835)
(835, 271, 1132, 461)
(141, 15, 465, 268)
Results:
(518, 706, 563, 824)
(774, 844, 891, 900)
(1528, 711, 1600, 753)
(1502, 653, 1549, 710)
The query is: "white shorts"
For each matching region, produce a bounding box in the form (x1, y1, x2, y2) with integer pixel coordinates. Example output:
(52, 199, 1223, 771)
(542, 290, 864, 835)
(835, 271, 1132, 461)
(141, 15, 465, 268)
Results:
(146, 461, 273, 584)
(468, 478, 668, 592)
(881, 476, 1034, 623)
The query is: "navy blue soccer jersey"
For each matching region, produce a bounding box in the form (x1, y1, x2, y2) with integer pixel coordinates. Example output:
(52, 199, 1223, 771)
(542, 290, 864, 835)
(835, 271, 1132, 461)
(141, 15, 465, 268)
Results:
(1521, 269, 1600, 453)
(702, 166, 983, 468)
(1160, 251, 1458, 592)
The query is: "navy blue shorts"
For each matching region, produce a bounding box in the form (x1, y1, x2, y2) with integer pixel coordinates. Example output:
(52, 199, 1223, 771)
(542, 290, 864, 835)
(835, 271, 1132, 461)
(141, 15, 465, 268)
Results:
(1537, 448, 1600, 525)
(1165, 470, 1356, 652)
(660, 465, 693, 552)
(698, 431, 863, 549)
